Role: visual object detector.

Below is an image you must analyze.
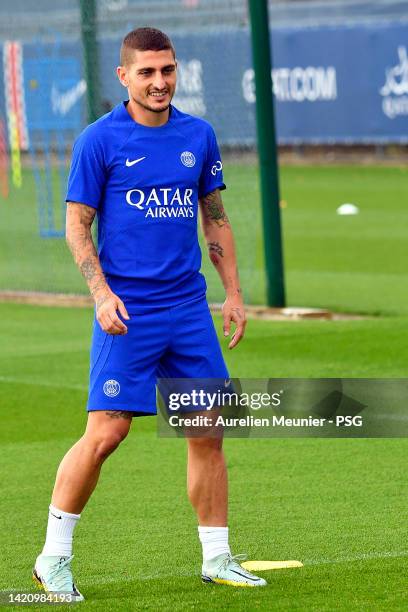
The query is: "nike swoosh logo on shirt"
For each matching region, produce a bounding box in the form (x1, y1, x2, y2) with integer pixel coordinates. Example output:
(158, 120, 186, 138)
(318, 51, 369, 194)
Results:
(126, 157, 146, 167)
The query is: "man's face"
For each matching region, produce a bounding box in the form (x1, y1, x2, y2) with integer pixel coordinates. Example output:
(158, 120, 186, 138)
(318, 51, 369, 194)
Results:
(118, 49, 177, 114)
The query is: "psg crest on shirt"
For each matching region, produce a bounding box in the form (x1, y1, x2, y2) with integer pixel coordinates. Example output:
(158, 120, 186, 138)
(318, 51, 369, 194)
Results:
(180, 151, 196, 167)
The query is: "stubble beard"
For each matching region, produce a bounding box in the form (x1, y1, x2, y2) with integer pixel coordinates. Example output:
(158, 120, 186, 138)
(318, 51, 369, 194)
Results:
(134, 91, 174, 114)
(139, 101, 170, 114)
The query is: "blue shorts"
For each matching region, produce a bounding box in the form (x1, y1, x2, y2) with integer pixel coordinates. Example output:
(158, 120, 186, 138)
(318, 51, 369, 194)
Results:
(87, 297, 229, 415)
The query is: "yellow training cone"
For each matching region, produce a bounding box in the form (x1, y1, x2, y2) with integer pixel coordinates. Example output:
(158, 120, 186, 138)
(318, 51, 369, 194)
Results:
(241, 560, 303, 571)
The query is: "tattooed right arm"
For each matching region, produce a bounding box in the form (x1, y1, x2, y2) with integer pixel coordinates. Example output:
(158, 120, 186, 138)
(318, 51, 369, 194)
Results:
(66, 202, 129, 334)
(65, 202, 109, 304)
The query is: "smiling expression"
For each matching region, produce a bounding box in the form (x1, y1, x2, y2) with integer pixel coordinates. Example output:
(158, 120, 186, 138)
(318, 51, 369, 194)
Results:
(117, 49, 177, 117)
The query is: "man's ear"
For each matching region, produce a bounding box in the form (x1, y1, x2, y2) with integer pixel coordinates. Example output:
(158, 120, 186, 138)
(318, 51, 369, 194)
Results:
(116, 66, 128, 88)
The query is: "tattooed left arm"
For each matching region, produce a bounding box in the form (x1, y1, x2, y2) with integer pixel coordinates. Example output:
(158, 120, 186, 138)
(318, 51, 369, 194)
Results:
(199, 188, 246, 349)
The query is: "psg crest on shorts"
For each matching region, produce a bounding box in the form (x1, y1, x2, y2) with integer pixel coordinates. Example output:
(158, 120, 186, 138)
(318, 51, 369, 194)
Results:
(103, 379, 120, 397)
(180, 151, 196, 167)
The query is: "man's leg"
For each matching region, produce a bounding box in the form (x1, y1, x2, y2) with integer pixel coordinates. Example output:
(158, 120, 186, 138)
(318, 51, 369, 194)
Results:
(33, 411, 133, 599)
(187, 434, 266, 587)
(50, 410, 133, 514)
(187, 434, 231, 562)
(187, 436, 227, 527)
(161, 298, 266, 585)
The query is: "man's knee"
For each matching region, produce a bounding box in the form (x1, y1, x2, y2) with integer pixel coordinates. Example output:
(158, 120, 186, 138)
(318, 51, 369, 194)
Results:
(94, 429, 128, 461)
(187, 436, 223, 453)
(85, 411, 132, 461)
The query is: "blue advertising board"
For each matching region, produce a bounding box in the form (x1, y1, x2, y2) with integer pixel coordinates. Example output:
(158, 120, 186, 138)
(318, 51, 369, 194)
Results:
(168, 21, 408, 144)
(1, 20, 407, 146)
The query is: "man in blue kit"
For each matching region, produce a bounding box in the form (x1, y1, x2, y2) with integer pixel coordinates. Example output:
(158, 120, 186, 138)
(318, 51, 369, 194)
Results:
(33, 28, 266, 599)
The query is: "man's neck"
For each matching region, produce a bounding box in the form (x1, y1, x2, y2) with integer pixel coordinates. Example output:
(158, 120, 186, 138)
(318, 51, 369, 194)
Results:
(126, 99, 170, 127)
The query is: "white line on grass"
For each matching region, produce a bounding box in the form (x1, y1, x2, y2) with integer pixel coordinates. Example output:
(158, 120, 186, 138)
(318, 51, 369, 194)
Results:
(303, 549, 408, 566)
(0, 375, 87, 391)
(80, 550, 408, 585)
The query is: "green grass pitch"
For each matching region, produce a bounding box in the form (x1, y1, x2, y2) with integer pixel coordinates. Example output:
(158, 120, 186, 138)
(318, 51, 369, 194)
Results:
(0, 163, 407, 610)
(1, 303, 407, 611)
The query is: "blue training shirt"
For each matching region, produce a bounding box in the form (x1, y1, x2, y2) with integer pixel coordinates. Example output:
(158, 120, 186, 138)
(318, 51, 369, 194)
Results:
(66, 101, 226, 311)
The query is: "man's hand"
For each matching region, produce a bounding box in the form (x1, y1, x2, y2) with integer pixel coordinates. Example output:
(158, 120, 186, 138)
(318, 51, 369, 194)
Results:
(222, 295, 246, 349)
(95, 289, 130, 335)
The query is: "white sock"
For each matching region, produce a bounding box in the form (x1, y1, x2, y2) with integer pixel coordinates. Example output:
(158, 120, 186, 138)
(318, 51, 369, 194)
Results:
(198, 526, 231, 564)
(42, 504, 81, 557)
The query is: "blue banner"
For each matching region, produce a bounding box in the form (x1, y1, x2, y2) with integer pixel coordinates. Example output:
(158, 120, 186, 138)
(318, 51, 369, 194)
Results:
(165, 22, 408, 145)
(1, 20, 407, 145)
(97, 23, 408, 145)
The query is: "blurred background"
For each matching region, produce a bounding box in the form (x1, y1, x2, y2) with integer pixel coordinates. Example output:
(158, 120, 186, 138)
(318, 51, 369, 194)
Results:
(0, 0, 407, 312)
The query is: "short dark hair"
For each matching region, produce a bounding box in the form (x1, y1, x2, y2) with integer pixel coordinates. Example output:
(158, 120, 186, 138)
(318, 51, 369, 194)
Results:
(120, 27, 175, 65)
